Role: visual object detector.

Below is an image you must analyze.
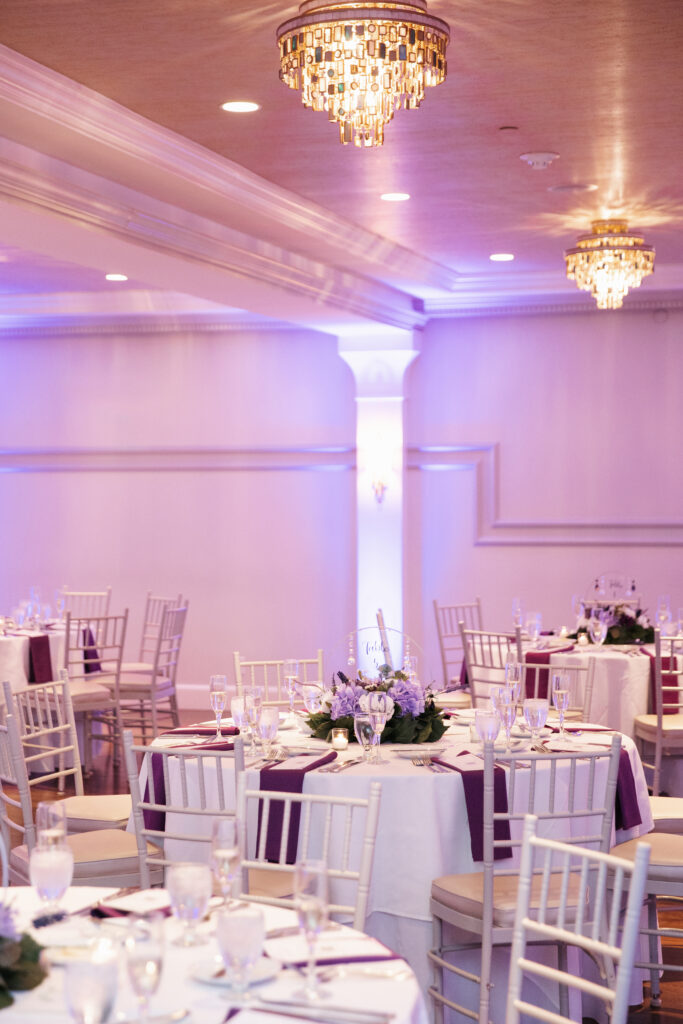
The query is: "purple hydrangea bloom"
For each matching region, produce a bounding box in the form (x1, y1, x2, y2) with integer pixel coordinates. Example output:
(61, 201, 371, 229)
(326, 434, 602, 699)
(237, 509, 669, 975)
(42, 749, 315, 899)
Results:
(0, 902, 20, 942)
(388, 678, 425, 717)
(330, 683, 366, 720)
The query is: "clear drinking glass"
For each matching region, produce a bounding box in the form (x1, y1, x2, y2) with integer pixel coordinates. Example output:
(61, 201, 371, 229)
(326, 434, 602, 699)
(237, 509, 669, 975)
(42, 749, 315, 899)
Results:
(125, 914, 164, 1024)
(283, 659, 299, 719)
(210, 818, 242, 908)
(258, 707, 280, 759)
(301, 683, 323, 714)
(551, 671, 570, 735)
(588, 612, 608, 646)
(245, 687, 263, 754)
(353, 714, 374, 761)
(474, 708, 500, 745)
(209, 675, 228, 739)
(64, 944, 118, 1024)
(367, 692, 389, 765)
(523, 698, 549, 747)
(30, 801, 73, 917)
(498, 700, 516, 749)
(511, 597, 523, 628)
(166, 862, 212, 946)
(230, 696, 247, 735)
(294, 859, 329, 1002)
(216, 905, 265, 1001)
(505, 654, 523, 709)
(657, 596, 673, 633)
(525, 612, 542, 646)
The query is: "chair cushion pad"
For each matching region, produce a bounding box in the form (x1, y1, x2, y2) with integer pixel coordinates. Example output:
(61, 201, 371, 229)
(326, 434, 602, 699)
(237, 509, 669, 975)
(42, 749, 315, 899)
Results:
(60, 794, 132, 830)
(649, 796, 683, 834)
(431, 871, 582, 928)
(611, 832, 683, 874)
(634, 714, 683, 739)
(11, 829, 154, 880)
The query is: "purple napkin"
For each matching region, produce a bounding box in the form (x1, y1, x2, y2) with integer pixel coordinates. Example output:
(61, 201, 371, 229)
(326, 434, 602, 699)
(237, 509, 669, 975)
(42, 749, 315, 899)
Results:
(82, 627, 101, 673)
(142, 739, 235, 830)
(161, 725, 240, 737)
(432, 755, 512, 862)
(28, 634, 53, 684)
(524, 645, 574, 699)
(642, 649, 680, 716)
(615, 749, 642, 831)
(291, 951, 401, 967)
(258, 751, 337, 864)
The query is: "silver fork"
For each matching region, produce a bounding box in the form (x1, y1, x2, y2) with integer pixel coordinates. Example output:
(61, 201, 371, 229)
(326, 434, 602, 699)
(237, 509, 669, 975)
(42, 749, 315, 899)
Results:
(412, 756, 444, 773)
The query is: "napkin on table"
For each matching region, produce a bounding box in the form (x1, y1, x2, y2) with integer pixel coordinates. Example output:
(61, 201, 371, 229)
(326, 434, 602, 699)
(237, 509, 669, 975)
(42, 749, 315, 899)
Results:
(28, 634, 53, 684)
(432, 752, 511, 862)
(524, 644, 575, 699)
(143, 738, 236, 830)
(258, 751, 337, 864)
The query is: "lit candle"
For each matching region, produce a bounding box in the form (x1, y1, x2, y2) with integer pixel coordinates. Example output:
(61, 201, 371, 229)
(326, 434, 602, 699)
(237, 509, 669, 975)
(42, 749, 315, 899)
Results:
(331, 728, 349, 750)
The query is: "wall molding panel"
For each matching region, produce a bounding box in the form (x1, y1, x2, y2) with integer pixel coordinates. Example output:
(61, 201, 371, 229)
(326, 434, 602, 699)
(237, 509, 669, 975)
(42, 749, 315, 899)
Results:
(407, 445, 683, 546)
(0, 447, 356, 474)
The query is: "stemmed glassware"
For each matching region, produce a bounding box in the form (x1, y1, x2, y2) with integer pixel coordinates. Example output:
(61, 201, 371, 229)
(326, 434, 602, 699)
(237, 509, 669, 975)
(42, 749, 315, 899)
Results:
(588, 611, 608, 646)
(245, 686, 263, 755)
(210, 818, 242, 908)
(523, 698, 549, 748)
(511, 597, 523, 629)
(64, 942, 118, 1024)
(293, 859, 329, 1002)
(125, 913, 164, 1024)
(353, 713, 374, 762)
(505, 652, 523, 711)
(474, 708, 501, 745)
(209, 674, 228, 739)
(258, 707, 280, 759)
(30, 802, 74, 920)
(216, 904, 265, 1002)
(498, 699, 516, 749)
(551, 671, 570, 736)
(657, 596, 673, 634)
(301, 683, 323, 715)
(525, 612, 542, 647)
(166, 862, 212, 946)
(283, 659, 299, 723)
(367, 692, 389, 765)
(230, 696, 248, 737)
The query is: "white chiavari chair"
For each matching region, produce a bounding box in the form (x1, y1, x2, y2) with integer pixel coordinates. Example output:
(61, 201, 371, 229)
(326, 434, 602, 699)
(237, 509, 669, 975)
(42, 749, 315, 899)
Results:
(119, 591, 184, 675)
(634, 628, 683, 797)
(433, 598, 483, 691)
(59, 586, 112, 622)
(523, 655, 596, 721)
(233, 650, 324, 707)
(458, 623, 523, 708)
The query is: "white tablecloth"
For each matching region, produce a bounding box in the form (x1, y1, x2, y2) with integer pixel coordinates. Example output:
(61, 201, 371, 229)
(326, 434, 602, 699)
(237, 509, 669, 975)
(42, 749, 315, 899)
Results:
(0, 629, 65, 699)
(3, 887, 428, 1024)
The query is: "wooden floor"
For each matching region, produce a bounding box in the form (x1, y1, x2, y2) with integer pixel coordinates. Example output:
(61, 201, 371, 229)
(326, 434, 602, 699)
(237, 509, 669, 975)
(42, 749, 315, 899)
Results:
(13, 709, 683, 1021)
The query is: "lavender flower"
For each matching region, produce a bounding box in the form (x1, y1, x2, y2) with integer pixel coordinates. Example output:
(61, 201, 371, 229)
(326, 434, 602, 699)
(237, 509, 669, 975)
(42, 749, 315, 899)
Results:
(388, 678, 425, 717)
(330, 683, 366, 720)
(0, 902, 20, 943)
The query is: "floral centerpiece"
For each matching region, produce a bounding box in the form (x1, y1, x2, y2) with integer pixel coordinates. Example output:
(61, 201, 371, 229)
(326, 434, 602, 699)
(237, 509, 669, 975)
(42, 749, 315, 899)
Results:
(572, 603, 654, 645)
(0, 901, 46, 1008)
(305, 666, 447, 744)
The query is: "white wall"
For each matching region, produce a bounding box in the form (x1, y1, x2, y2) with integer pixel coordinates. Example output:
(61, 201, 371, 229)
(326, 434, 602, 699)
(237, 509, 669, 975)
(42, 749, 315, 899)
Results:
(0, 326, 357, 701)
(405, 307, 683, 687)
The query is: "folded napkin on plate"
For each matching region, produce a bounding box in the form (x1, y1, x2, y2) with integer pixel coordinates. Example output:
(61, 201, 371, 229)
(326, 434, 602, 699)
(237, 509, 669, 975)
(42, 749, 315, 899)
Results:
(143, 739, 236, 830)
(432, 753, 511, 862)
(258, 751, 337, 864)
(92, 888, 172, 919)
(264, 929, 398, 967)
(615, 749, 642, 831)
(524, 645, 575, 699)
(82, 627, 102, 673)
(161, 724, 240, 737)
(641, 649, 681, 715)
(28, 634, 53, 684)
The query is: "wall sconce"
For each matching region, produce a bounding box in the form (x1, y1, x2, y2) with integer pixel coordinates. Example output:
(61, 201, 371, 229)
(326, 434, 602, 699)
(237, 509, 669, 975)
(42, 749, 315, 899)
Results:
(372, 478, 388, 503)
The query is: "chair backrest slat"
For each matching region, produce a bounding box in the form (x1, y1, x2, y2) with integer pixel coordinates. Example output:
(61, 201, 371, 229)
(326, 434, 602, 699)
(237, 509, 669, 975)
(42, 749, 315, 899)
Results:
(233, 650, 325, 705)
(459, 624, 522, 707)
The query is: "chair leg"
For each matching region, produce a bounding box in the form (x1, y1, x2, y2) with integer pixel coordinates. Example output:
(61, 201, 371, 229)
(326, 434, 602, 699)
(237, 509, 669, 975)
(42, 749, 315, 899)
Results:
(430, 915, 445, 1024)
(557, 943, 569, 1017)
(647, 894, 662, 1007)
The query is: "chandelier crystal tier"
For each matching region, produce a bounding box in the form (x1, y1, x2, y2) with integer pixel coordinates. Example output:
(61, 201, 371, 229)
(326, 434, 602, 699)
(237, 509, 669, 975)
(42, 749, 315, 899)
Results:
(276, 1, 449, 147)
(564, 220, 655, 310)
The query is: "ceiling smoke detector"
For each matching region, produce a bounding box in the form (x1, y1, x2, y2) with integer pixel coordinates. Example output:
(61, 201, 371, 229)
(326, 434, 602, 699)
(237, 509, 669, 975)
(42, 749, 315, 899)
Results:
(519, 151, 559, 170)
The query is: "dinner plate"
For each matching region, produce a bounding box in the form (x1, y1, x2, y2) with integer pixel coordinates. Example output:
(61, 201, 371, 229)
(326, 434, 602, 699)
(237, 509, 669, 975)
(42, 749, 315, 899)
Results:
(394, 745, 446, 758)
(192, 956, 281, 987)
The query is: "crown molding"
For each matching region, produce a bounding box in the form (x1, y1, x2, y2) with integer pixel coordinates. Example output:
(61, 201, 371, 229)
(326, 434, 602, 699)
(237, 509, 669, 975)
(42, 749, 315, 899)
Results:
(0, 45, 458, 296)
(0, 314, 301, 339)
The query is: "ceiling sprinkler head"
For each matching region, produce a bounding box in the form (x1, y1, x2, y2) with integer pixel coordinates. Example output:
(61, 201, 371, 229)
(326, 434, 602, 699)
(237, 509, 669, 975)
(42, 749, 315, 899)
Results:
(520, 151, 560, 170)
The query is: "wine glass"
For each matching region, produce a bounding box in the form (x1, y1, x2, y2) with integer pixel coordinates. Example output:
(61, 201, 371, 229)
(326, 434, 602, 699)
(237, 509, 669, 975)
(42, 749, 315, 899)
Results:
(210, 818, 242, 908)
(125, 913, 164, 1024)
(588, 612, 608, 646)
(523, 698, 549, 748)
(657, 596, 673, 633)
(525, 612, 542, 647)
(64, 943, 118, 1024)
(166, 862, 212, 946)
(301, 683, 323, 714)
(209, 675, 228, 739)
(511, 597, 523, 628)
(294, 859, 329, 1002)
(474, 708, 500, 745)
(230, 695, 248, 734)
(216, 905, 265, 1001)
(367, 692, 389, 765)
(258, 707, 280, 759)
(505, 653, 523, 710)
(30, 802, 74, 918)
(551, 671, 570, 736)
(283, 659, 300, 722)
(353, 713, 374, 762)
(245, 686, 263, 755)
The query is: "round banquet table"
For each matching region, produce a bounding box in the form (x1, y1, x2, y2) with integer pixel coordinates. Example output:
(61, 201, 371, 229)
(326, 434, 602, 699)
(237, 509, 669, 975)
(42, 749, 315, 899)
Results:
(147, 715, 654, 1012)
(0, 627, 66, 697)
(5, 886, 428, 1024)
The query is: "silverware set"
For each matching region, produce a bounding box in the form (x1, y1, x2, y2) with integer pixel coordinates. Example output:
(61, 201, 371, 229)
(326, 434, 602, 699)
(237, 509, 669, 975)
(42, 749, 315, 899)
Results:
(319, 757, 364, 773)
(410, 756, 450, 773)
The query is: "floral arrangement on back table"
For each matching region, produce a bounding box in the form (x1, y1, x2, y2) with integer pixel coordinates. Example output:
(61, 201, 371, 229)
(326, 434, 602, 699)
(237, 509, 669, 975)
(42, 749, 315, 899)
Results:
(305, 665, 447, 744)
(573, 603, 654, 645)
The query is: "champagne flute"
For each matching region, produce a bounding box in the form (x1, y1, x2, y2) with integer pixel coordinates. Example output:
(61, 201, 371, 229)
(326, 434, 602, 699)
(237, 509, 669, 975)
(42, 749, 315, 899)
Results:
(125, 914, 164, 1024)
(523, 698, 549, 748)
(294, 859, 329, 1002)
(258, 707, 280, 759)
(166, 862, 212, 946)
(505, 653, 523, 711)
(216, 905, 265, 1001)
(64, 942, 118, 1024)
(209, 674, 228, 739)
(283, 659, 299, 721)
(210, 818, 242, 908)
(353, 713, 374, 762)
(551, 671, 570, 736)
(245, 686, 263, 755)
(367, 692, 389, 765)
(498, 700, 516, 749)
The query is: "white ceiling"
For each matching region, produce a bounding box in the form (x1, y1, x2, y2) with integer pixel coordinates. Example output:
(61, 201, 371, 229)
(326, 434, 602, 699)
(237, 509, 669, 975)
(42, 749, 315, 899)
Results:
(1, 0, 682, 330)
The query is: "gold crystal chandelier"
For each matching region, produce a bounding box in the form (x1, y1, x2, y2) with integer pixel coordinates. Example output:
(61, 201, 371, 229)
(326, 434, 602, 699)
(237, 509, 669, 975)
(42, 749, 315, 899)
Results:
(564, 220, 655, 310)
(276, 1, 449, 147)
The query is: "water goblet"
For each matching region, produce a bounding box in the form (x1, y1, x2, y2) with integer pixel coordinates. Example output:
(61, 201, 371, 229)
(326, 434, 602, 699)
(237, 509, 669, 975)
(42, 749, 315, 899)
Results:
(588, 612, 608, 646)
(525, 612, 542, 647)
(474, 708, 500, 745)
(258, 707, 280, 759)
(216, 905, 265, 1002)
(64, 941, 118, 1024)
(489, 686, 508, 714)
(166, 862, 212, 946)
(209, 674, 228, 739)
(367, 692, 389, 765)
(353, 714, 374, 762)
(301, 683, 323, 715)
(294, 859, 329, 1002)
(523, 698, 549, 748)
(551, 671, 570, 735)
(210, 818, 242, 908)
(125, 913, 164, 1024)
(230, 696, 248, 736)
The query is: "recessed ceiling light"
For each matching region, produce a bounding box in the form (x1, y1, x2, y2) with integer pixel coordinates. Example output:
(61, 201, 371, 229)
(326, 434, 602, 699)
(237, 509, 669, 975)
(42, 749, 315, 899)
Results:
(105, 273, 128, 281)
(380, 192, 410, 202)
(519, 151, 559, 170)
(489, 253, 515, 262)
(221, 101, 260, 113)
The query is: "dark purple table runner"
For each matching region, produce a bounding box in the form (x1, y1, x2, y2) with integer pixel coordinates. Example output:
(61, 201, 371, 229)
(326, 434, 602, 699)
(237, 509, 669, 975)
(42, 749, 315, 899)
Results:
(641, 649, 680, 715)
(82, 627, 102, 673)
(258, 751, 337, 863)
(432, 754, 512, 862)
(28, 634, 53, 684)
(524, 645, 575, 699)
(614, 748, 642, 831)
